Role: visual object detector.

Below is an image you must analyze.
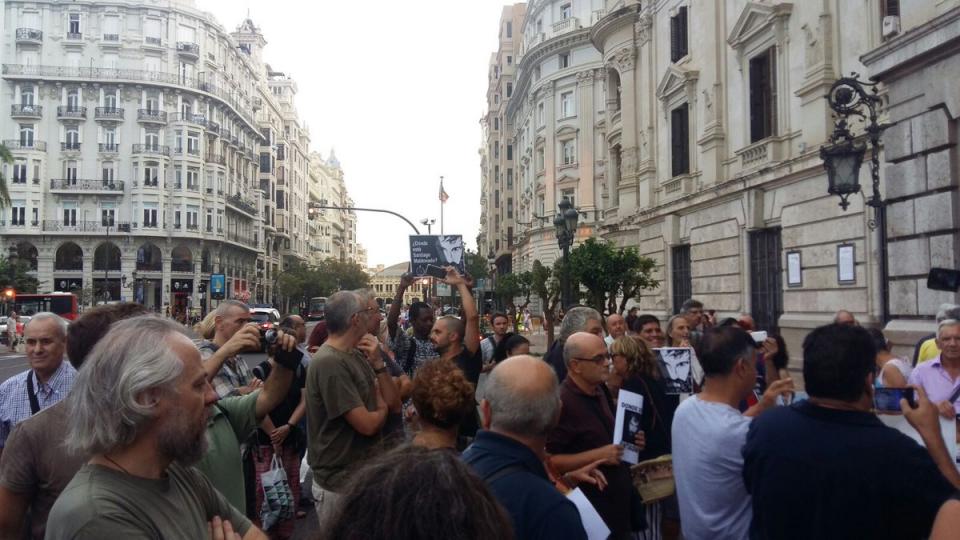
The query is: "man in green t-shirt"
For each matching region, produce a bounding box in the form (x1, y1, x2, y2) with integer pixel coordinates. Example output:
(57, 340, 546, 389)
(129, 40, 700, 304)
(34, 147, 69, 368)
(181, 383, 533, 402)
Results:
(46, 316, 269, 539)
(306, 290, 400, 526)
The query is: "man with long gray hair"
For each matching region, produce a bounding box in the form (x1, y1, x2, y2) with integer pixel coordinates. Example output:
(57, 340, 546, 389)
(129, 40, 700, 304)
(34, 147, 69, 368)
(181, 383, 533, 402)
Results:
(463, 355, 588, 540)
(45, 316, 268, 539)
(543, 306, 604, 382)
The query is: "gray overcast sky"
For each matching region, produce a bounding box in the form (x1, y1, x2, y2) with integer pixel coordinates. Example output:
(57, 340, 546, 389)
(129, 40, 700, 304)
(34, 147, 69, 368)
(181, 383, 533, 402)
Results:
(199, 0, 507, 268)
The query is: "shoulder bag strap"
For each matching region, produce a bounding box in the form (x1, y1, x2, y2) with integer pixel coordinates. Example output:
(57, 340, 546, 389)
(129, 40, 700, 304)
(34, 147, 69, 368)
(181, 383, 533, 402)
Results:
(26, 371, 41, 416)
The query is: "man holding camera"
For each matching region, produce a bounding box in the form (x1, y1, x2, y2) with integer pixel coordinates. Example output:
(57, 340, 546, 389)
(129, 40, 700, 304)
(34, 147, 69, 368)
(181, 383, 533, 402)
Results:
(200, 300, 262, 398)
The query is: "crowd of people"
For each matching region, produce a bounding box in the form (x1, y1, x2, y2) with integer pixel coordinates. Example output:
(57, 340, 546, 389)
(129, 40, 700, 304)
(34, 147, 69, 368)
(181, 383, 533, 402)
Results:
(1, 270, 959, 539)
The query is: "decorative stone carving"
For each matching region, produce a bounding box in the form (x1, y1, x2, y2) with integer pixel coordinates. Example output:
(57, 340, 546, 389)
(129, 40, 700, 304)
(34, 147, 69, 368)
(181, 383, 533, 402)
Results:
(576, 70, 594, 85)
(801, 21, 823, 68)
(613, 47, 636, 72)
(702, 88, 714, 123)
(635, 11, 653, 45)
(621, 146, 639, 174)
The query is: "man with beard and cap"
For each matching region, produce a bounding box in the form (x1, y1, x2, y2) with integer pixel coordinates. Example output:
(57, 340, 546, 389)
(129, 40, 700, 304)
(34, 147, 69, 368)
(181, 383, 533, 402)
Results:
(45, 316, 272, 539)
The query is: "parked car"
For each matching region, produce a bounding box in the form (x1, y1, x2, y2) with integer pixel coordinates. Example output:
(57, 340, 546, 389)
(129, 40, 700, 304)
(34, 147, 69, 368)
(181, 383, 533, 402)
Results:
(250, 310, 280, 332)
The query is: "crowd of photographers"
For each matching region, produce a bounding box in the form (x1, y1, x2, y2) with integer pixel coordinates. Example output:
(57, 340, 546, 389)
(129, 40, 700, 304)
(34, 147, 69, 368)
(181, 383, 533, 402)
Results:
(0, 267, 959, 539)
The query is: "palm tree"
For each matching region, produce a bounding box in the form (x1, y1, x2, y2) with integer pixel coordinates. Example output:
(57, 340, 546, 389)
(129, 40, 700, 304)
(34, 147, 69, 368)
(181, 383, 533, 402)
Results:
(0, 143, 12, 209)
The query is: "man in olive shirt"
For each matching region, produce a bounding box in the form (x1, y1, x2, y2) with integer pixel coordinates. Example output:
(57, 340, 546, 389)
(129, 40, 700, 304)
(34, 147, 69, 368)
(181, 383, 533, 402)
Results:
(46, 316, 267, 539)
(307, 290, 400, 526)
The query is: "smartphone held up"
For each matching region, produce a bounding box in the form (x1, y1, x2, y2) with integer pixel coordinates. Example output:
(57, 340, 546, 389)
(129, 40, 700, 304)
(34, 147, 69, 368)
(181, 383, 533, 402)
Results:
(873, 387, 916, 414)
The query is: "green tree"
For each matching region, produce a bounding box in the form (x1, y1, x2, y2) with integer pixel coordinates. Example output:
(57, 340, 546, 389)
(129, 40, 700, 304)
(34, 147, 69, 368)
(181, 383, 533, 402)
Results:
(275, 260, 371, 312)
(0, 257, 38, 294)
(464, 249, 489, 280)
(568, 238, 659, 315)
(495, 271, 532, 331)
(530, 259, 562, 346)
(0, 144, 12, 209)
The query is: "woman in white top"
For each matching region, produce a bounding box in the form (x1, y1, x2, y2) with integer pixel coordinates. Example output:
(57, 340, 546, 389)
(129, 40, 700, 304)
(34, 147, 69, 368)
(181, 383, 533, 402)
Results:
(867, 327, 911, 387)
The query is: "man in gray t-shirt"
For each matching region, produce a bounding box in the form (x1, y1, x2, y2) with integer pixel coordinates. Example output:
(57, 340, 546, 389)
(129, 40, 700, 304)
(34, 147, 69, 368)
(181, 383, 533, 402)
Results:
(671, 326, 793, 539)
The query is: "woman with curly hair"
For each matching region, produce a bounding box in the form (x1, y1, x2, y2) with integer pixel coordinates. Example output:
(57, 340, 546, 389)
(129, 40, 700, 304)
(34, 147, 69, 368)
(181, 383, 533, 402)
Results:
(411, 359, 477, 451)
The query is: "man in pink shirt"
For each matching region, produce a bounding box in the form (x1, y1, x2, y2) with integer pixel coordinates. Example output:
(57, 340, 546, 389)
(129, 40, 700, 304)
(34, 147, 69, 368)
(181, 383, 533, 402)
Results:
(909, 319, 960, 418)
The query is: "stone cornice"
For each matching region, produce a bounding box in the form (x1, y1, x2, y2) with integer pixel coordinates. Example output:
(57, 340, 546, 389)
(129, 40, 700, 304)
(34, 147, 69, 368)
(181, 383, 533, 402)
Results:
(861, 5, 960, 80)
(589, 5, 641, 51)
(508, 29, 592, 121)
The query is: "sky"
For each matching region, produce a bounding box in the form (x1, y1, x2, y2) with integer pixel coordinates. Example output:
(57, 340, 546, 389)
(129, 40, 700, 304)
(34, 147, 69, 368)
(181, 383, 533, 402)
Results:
(198, 0, 508, 268)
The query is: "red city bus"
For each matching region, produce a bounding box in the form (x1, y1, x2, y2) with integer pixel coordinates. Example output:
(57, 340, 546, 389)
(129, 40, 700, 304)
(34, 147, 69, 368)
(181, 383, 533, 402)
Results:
(9, 293, 80, 321)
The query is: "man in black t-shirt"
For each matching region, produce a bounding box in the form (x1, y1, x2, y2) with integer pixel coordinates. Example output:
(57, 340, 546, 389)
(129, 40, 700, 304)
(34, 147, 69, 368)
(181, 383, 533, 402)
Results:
(428, 267, 482, 438)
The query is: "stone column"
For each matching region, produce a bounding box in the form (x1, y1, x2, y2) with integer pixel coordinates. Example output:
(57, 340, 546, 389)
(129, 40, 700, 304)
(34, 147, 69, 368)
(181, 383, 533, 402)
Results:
(161, 248, 172, 308)
(613, 47, 639, 216)
(543, 83, 557, 214)
(577, 71, 596, 217)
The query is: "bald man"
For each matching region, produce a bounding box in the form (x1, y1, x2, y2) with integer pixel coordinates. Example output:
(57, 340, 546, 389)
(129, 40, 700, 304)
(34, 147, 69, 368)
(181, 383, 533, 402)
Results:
(834, 310, 858, 326)
(547, 332, 645, 538)
(604, 314, 627, 348)
(463, 356, 587, 540)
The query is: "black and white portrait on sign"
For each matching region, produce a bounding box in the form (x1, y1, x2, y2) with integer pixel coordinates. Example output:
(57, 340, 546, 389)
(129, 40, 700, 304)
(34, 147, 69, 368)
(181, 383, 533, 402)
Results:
(621, 409, 642, 444)
(655, 347, 693, 394)
(408, 235, 466, 276)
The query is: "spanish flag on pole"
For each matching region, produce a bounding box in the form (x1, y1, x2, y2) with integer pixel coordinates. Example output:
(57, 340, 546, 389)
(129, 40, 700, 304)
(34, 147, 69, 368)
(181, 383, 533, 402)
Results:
(439, 177, 449, 203)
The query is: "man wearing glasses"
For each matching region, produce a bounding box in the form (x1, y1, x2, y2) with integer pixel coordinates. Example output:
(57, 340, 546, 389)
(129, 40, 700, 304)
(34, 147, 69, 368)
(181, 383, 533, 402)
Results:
(546, 332, 646, 539)
(305, 290, 400, 528)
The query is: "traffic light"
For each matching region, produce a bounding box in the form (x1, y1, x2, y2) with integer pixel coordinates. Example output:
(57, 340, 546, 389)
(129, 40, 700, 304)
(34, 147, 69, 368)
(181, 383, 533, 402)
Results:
(2, 288, 14, 301)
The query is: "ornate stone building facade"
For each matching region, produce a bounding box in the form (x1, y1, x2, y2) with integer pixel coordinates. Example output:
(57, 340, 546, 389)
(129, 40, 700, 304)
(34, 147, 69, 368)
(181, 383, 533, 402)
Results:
(1, 0, 362, 314)
(482, 0, 960, 359)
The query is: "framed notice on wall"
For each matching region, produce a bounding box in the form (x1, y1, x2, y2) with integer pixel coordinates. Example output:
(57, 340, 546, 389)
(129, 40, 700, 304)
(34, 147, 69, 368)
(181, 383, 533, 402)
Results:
(786, 251, 802, 287)
(837, 244, 856, 284)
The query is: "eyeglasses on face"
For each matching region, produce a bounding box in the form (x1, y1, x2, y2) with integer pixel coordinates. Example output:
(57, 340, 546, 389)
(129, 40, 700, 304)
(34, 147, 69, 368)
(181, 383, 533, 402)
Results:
(573, 353, 611, 364)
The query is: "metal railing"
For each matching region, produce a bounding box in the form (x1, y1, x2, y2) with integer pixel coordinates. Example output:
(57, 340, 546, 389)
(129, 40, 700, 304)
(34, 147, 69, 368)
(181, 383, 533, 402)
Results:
(95, 107, 124, 119)
(50, 179, 124, 191)
(137, 109, 167, 122)
(66, 32, 82, 40)
(61, 142, 81, 151)
(15, 28, 42, 42)
(42, 220, 130, 232)
(205, 153, 226, 165)
(99, 143, 119, 152)
(144, 36, 162, 46)
(132, 143, 170, 156)
(10, 104, 41, 117)
(1, 64, 258, 129)
(3, 140, 46, 151)
(57, 106, 86, 118)
(207, 121, 220, 135)
(226, 194, 258, 216)
(177, 42, 200, 56)
(174, 146, 201, 156)
(102, 34, 120, 42)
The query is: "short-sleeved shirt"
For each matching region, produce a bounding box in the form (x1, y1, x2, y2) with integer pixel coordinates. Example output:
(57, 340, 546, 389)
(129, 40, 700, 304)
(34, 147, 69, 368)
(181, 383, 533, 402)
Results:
(0, 362, 76, 447)
(546, 378, 634, 537)
(306, 343, 381, 492)
(480, 335, 498, 363)
(0, 400, 85, 540)
(198, 341, 254, 399)
(252, 361, 306, 429)
(195, 391, 259, 512)
(743, 401, 954, 539)
(908, 356, 960, 414)
(917, 337, 940, 365)
(45, 462, 251, 539)
(671, 395, 753, 540)
(390, 333, 438, 377)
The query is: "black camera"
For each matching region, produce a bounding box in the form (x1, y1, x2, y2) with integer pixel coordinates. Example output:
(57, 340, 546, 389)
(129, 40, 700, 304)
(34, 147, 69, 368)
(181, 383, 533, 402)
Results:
(259, 327, 301, 370)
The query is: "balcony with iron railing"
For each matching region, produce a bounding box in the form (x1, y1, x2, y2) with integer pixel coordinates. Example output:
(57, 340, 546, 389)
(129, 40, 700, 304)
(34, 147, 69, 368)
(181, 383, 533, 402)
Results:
(42, 220, 130, 233)
(61, 142, 81, 152)
(15, 28, 42, 44)
(65, 32, 83, 41)
(226, 230, 259, 249)
(176, 42, 200, 59)
(207, 121, 221, 136)
(57, 106, 86, 119)
(143, 36, 162, 47)
(10, 104, 41, 118)
(173, 146, 201, 157)
(95, 107, 124, 120)
(137, 109, 167, 123)
(50, 178, 125, 193)
(2, 64, 259, 129)
(132, 143, 170, 156)
(102, 34, 120, 43)
(99, 143, 120, 153)
(226, 194, 258, 217)
(205, 153, 226, 166)
(3, 140, 46, 151)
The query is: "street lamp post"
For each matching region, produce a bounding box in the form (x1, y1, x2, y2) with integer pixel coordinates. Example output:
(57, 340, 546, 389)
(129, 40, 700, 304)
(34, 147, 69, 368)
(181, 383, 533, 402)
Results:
(554, 198, 580, 310)
(820, 73, 889, 322)
(420, 218, 436, 235)
(487, 250, 496, 312)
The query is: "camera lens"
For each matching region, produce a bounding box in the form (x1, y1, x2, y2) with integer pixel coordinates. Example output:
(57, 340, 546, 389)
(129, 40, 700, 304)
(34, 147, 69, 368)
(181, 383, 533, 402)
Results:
(263, 328, 278, 345)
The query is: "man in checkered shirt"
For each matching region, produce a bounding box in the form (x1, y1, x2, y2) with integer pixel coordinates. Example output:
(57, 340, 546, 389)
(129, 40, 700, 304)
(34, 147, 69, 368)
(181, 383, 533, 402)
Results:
(0, 313, 73, 456)
(198, 300, 263, 398)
